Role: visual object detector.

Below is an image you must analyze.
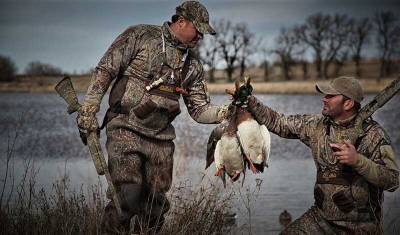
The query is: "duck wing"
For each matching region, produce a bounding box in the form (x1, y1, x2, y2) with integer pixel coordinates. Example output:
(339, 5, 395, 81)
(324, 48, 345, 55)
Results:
(260, 125, 271, 166)
(220, 135, 244, 180)
(213, 140, 228, 187)
(206, 122, 228, 169)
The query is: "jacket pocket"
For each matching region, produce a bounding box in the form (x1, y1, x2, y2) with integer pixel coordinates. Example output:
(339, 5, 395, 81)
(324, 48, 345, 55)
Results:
(132, 99, 157, 119)
(332, 190, 355, 213)
(314, 186, 324, 209)
(120, 78, 145, 112)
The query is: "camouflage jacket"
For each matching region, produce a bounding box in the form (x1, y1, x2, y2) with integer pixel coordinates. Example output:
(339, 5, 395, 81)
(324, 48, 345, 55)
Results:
(83, 22, 225, 140)
(249, 97, 399, 222)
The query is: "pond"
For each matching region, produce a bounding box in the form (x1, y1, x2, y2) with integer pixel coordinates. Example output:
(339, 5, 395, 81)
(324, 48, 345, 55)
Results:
(0, 92, 399, 234)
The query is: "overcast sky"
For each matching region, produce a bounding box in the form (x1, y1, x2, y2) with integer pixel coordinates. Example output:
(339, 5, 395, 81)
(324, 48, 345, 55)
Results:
(0, 0, 399, 74)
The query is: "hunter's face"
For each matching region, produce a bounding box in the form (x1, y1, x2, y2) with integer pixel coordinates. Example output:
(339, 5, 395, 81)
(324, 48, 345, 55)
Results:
(179, 19, 203, 47)
(322, 94, 346, 119)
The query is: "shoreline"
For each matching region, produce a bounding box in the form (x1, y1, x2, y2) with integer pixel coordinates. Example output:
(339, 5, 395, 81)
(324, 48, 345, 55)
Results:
(0, 78, 396, 94)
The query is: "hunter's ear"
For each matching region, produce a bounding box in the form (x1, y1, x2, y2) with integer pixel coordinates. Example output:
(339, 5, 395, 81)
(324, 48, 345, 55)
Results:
(343, 99, 354, 111)
(177, 16, 186, 28)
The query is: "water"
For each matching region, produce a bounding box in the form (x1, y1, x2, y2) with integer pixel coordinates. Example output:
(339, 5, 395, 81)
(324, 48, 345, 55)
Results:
(1, 92, 399, 234)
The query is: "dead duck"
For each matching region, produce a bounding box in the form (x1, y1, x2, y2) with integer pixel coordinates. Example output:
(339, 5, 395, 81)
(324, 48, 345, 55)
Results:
(236, 107, 271, 173)
(206, 77, 271, 185)
(206, 106, 245, 186)
(227, 77, 271, 173)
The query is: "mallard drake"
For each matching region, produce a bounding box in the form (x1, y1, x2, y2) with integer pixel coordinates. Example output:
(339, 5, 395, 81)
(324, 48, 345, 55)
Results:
(206, 77, 271, 185)
(236, 106, 271, 173)
(227, 77, 271, 173)
(206, 106, 244, 186)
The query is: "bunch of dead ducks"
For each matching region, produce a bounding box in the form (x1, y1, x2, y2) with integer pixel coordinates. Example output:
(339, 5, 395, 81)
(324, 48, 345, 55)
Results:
(206, 77, 271, 187)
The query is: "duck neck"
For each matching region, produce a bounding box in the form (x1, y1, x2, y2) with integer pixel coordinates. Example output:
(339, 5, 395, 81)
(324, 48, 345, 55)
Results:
(226, 110, 238, 135)
(235, 107, 253, 126)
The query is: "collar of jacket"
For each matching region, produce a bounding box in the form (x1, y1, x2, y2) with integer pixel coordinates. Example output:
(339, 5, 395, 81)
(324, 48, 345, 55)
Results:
(162, 21, 193, 51)
(325, 114, 357, 128)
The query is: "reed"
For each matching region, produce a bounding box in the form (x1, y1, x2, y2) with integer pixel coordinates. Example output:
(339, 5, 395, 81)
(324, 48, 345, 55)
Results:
(0, 138, 234, 235)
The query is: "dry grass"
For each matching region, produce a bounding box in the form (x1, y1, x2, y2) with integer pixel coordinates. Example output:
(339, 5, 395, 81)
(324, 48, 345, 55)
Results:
(0, 168, 234, 235)
(0, 59, 398, 94)
(0, 75, 90, 93)
(0, 128, 234, 235)
(0, 75, 396, 94)
(0, 165, 105, 235)
(161, 180, 234, 235)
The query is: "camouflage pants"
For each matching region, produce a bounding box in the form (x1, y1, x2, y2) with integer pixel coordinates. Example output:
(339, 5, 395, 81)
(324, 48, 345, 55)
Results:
(101, 128, 174, 234)
(281, 206, 382, 235)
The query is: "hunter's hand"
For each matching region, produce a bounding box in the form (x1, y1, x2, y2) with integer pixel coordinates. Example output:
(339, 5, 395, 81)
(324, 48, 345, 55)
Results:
(77, 114, 98, 131)
(216, 104, 230, 122)
(331, 140, 359, 166)
(246, 95, 261, 115)
(76, 105, 99, 132)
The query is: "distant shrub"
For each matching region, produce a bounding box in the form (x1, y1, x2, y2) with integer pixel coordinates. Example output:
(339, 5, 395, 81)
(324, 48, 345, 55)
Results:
(0, 55, 17, 82)
(24, 61, 63, 76)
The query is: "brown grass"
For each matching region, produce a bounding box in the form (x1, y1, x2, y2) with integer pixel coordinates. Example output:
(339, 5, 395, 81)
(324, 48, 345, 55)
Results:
(0, 118, 236, 235)
(0, 169, 233, 235)
(0, 75, 396, 94)
(1, 59, 398, 94)
(0, 129, 234, 235)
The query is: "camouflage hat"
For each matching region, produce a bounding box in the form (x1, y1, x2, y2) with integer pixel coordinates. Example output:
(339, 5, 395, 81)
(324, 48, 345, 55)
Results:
(176, 1, 216, 35)
(316, 76, 364, 103)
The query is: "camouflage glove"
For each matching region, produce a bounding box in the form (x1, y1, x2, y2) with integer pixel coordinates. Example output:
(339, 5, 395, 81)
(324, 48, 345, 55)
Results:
(77, 105, 99, 131)
(247, 95, 259, 114)
(76, 105, 99, 144)
(216, 104, 230, 122)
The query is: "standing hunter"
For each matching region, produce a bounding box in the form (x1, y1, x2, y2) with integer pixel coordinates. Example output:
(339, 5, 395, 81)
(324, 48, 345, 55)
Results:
(246, 76, 399, 234)
(77, 1, 227, 233)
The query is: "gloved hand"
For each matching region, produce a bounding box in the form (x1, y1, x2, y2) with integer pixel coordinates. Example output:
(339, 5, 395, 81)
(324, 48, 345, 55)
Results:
(76, 104, 99, 144)
(247, 95, 258, 110)
(216, 104, 230, 122)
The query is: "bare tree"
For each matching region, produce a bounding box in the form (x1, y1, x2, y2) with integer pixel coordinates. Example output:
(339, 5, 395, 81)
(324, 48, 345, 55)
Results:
(323, 14, 353, 78)
(24, 61, 63, 76)
(348, 17, 372, 78)
(298, 13, 330, 79)
(237, 23, 258, 78)
(333, 51, 349, 77)
(292, 26, 309, 80)
(272, 27, 300, 80)
(215, 20, 244, 82)
(199, 30, 219, 83)
(299, 59, 309, 80)
(260, 47, 270, 81)
(374, 11, 400, 80)
(0, 55, 17, 82)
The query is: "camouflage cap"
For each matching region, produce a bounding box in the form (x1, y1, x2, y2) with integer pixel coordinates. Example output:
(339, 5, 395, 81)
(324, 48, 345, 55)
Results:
(176, 1, 216, 35)
(316, 76, 364, 103)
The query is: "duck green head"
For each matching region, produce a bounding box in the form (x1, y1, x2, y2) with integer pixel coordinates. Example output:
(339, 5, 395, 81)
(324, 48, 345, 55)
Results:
(233, 76, 253, 107)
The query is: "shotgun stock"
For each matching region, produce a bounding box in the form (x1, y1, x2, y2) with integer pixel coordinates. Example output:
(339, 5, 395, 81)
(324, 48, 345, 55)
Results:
(55, 76, 123, 217)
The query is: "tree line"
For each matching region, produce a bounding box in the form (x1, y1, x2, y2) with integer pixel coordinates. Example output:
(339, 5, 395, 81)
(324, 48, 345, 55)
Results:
(198, 10, 400, 82)
(1, 10, 399, 83)
(0, 58, 65, 82)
